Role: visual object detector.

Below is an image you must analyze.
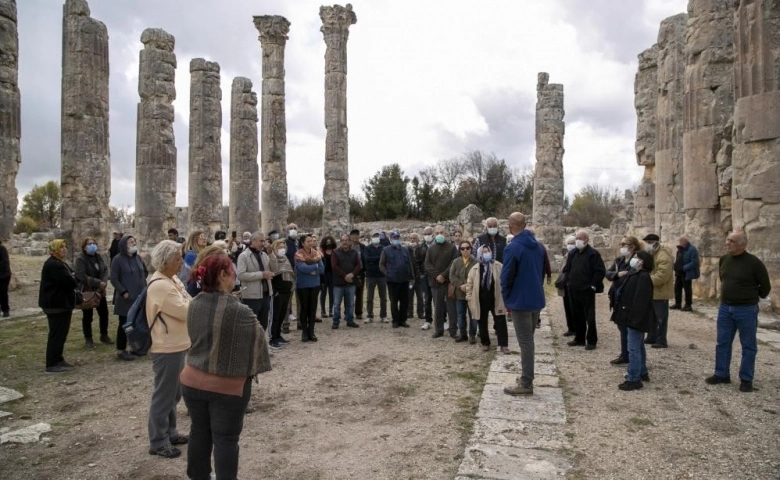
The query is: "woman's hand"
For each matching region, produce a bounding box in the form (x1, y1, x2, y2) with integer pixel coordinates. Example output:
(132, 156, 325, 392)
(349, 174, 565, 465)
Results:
(460, 284, 468, 292)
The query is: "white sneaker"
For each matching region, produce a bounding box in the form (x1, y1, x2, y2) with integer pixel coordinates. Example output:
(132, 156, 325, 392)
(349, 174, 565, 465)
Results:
(288, 314, 297, 321)
(421, 322, 431, 330)
(444, 321, 449, 330)
(364, 317, 373, 324)
(380, 317, 389, 323)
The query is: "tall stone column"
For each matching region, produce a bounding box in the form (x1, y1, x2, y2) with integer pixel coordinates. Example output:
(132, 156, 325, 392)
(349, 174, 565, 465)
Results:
(682, 0, 734, 299)
(320, 4, 356, 237)
(632, 46, 659, 239)
(135, 28, 177, 246)
(0, 0, 20, 240)
(654, 14, 688, 246)
(531, 72, 565, 248)
(188, 58, 223, 237)
(229, 77, 259, 235)
(254, 15, 290, 235)
(732, 0, 780, 312)
(60, 0, 110, 255)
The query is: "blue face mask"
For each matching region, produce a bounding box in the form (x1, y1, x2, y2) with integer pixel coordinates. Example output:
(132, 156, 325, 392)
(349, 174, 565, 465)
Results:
(435, 234, 445, 244)
(482, 253, 493, 262)
(391, 239, 400, 247)
(86, 244, 98, 255)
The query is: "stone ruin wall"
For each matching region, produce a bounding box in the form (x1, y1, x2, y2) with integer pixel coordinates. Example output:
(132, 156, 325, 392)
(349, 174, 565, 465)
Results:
(0, 0, 20, 241)
(632, 45, 658, 240)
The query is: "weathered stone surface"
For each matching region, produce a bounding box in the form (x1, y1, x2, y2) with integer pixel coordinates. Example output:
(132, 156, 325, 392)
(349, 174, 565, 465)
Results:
(320, 4, 356, 238)
(456, 204, 484, 241)
(732, 0, 780, 312)
(633, 45, 659, 239)
(0, 0, 19, 241)
(0, 386, 22, 404)
(60, 0, 111, 256)
(458, 443, 571, 479)
(135, 28, 177, 246)
(229, 77, 259, 236)
(0, 423, 51, 444)
(470, 418, 569, 451)
(188, 58, 223, 236)
(254, 15, 290, 235)
(532, 72, 565, 249)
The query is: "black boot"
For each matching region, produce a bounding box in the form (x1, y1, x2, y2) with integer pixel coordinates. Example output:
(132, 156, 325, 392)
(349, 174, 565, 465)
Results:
(300, 318, 310, 342)
(308, 321, 318, 342)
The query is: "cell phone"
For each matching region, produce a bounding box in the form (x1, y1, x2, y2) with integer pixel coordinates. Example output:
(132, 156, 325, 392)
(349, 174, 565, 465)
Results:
(231, 231, 237, 239)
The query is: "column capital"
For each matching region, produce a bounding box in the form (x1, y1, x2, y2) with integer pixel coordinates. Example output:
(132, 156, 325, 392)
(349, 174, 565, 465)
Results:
(254, 15, 290, 45)
(320, 4, 356, 36)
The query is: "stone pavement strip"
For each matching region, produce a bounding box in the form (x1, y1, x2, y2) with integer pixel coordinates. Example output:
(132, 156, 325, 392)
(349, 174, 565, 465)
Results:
(457, 310, 570, 479)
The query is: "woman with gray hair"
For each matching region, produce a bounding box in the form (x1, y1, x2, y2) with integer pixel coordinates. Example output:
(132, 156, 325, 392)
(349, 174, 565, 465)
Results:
(145, 240, 193, 458)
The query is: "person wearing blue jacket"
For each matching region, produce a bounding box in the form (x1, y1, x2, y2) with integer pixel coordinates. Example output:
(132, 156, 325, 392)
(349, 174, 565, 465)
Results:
(500, 213, 546, 396)
(294, 234, 324, 342)
(671, 235, 700, 312)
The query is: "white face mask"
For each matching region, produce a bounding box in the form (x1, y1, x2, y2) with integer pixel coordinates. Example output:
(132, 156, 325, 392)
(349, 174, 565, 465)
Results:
(645, 243, 655, 253)
(128, 245, 138, 254)
(424, 235, 433, 243)
(288, 229, 298, 238)
(410, 242, 418, 247)
(371, 237, 380, 245)
(566, 244, 575, 252)
(620, 247, 629, 257)
(575, 239, 586, 250)
(487, 227, 498, 235)
(629, 258, 641, 269)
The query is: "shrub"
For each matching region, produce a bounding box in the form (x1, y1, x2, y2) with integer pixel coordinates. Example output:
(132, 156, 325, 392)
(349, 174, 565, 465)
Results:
(13, 216, 38, 234)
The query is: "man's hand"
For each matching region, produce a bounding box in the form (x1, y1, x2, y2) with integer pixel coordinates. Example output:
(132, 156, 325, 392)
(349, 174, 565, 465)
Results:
(263, 271, 273, 280)
(617, 271, 627, 278)
(436, 274, 445, 284)
(122, 292, 129, 299)
(546, 276, 552, 285)
(345, 273, 354, 283)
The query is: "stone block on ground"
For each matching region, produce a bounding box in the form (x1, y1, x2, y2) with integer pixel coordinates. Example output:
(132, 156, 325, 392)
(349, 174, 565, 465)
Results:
(0, 386, 23, 404)
(470, 418, 569, 450)
(0, 423, 51, 444)
(458, 443, 571, 480)
(477, 385, 566, 424)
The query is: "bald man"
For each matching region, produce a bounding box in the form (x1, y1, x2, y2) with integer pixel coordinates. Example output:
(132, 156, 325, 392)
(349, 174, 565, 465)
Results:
(706, 232, 771, 393)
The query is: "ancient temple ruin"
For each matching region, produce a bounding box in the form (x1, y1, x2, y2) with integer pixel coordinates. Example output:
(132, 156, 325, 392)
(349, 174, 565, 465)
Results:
(0, 0, 20, 240)
(632, 45, 658, 239)
(532, 72, 565, 248)
(134, 28, 178, 245)
(229, 76, 259, 236)
(60, 0, 111, 252)
(320, 4, 356, 237)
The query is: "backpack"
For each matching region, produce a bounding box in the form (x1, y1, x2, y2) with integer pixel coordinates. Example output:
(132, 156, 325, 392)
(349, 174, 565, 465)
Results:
(122, 278, 168, 356)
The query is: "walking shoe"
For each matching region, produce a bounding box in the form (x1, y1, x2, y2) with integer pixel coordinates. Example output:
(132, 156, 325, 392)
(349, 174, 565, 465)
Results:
(309, 334, 318, 342)
(585, 344, 597, 350)
(268, 341, 282, 350)
(481, 345, 491, 352)
(56, 361, 74, 369)
(641, 374, 650, 382)
(705, 375, 731, 385)
(288, 314, 297, 322)
(99, 334, 113, 344)
(380, 317, 389, 323)
(399, 322, 410, 328)
(431, 331, 444, 339)
(562, 331, 575, 337)
(85, 339, 96, 349)
(450, 332, 459, 339)
(421, 322, 431, 330)
(670, 304, 681, 310)
(469, 335, 476, 345)
(567, 340, 585, 347)
(148, 445, 181, 458)
(364, 317, 373, 324)
(681, 305, 693, 312)
(504, 384, 533, 396)
(739, 381, 753, 392)
(315, 317, 322, 323)
(346, 322, 360, 328)
(332, 324, 339, 329)
(355, 315, 363, 320)
(618, 380, 643, 391)
(282, 326, 290, 334)
(170, 434, 189, 445)
(644, 338, 656, 345)
(500, 346, 511, 354)
(454, 336, 468, 343)
(116, 351, 135, 361)
(296, 322, 302, 330)
(610, 356, 628, 365)
(45, 365, 69, 374)
(392, 323, 400, 328)
(444, 321, 449, 330)
(301, 333, 310, 342)
(1, 311, 8, 318)
(277, 336, 290, 345)
(651, 343, 667, 349)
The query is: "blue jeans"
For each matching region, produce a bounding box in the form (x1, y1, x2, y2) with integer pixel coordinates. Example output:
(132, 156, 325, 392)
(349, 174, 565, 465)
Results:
(714, 303, 759, 382)
(626, 327, 648, 382)
(332, 285, 356, 326)
(456, 299, 477, 337)
(617, 323, 629, 360)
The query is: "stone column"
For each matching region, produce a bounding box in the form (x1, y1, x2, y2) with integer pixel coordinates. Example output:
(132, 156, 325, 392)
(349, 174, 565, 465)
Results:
(531, 72, 565, 248)
(135, 28, 177, 246)
(254, 15, 290, 235)
(732, 0, 780, 312)
(682, 0, 734, 299)
(632, 46, 659, 239)
(188, 58, 223, 237)
(229, 77, 259, 235)
(60, 0, 110, 256)
(654, 13, 688, 245)
(320, 4, 356, 237)
(0, 0, 20, 240)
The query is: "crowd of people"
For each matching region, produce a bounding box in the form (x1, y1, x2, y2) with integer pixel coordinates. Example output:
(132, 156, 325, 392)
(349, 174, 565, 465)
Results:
(26, 214, 771, 477)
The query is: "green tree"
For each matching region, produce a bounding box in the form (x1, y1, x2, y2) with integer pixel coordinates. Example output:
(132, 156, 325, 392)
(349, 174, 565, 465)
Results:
(362, 164, 411, 220)
(563, 184, 621, 227)
(19, 181, 61, 229)
(288, 195, 323, 230)
(457, 150, 515, 215)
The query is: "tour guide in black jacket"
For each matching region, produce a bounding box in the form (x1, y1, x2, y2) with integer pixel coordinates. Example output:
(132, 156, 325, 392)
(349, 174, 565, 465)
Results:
(562, 232, 606, 349)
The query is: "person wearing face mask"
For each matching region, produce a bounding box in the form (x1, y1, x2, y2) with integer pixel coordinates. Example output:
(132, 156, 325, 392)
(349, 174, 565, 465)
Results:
(424, 225, 459, 338)
(379, 231, 415, 328)
(671, 235, 699, 312)
(270, 239, 294, 348)
(331, 234, 361, 330)
(39, 239, 79, 373)
(237, 231, 277, 332)
(349, 229, 367, 320)
(611, 250, 655, 391)
(561, 230, 606, 350)
(74, 237, 110, 349)
(406, 233, 426, 320)
(364, 231, 388, 323)
(556, 236, 577, 337)
(319, 236, 337, 318)
(466, 244, 507, 351)
(419, 226, 435, 327)
(110, 234, 148, 361)
(285, 224, 300, 329)
(605, 236, 640, 365)
(450, 240, 479, 343)
(641, 234, 674, 349)
(473, 217, 507, 263)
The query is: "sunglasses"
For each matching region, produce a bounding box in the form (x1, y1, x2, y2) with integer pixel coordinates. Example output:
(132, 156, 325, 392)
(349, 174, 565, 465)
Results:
(461, 246, 471, 250)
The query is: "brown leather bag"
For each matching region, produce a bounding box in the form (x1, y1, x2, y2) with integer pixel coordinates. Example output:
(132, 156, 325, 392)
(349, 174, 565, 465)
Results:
(75, 288, 101, 310)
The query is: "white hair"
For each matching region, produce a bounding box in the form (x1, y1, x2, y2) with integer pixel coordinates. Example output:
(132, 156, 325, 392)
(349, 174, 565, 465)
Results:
(151, 240, 183, 270)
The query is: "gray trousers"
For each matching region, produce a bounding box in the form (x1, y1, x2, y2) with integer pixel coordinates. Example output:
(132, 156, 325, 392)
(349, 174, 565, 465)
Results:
(432, 285, 457, 335)
(511, 310, 538, 388)
(148, 350, 186, 448)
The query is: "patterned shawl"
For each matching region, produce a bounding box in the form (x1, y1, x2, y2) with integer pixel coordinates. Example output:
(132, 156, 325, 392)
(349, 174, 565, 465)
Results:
(295, 247, 322, 264)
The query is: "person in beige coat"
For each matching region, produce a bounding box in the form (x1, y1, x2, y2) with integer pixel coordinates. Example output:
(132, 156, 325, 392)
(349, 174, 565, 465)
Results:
(237, 231, 278, 331)
(642, 234, 674, 348)
(465, 245, 509, 353)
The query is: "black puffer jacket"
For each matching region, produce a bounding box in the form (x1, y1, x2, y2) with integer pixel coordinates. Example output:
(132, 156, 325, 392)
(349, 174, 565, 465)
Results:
(610, 269, 655, 332)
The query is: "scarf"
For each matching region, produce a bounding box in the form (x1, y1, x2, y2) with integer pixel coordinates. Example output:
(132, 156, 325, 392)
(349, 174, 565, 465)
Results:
(49, 239, 67, 258)
(295, 247, 322, 264)
(275, 254, 295, 282)
(480, 257, 494, 291)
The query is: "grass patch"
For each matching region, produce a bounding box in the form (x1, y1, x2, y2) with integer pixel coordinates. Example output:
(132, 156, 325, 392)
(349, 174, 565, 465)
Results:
(448, 365, 490, 443)
(628, 417, 653, 427)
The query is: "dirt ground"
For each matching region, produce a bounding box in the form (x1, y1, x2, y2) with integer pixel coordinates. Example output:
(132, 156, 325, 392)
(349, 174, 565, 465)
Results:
(0, 254, 490, 480)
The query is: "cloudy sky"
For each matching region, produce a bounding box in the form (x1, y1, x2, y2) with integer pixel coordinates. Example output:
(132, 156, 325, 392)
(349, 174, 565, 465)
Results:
(16, 0, 689, 211)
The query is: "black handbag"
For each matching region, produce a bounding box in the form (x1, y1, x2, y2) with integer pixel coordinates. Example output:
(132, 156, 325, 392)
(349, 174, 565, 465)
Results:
(554, 272, 567, 290)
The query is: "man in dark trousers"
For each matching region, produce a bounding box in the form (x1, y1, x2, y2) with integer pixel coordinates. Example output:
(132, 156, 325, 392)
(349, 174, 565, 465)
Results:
(473, 217, 507, 263)
(424, 224, 458, 338)
(284, 223, 299, 332)
(407, 232, 426, 320)
(562, 230, 606, 350)
(380, 231, 415, 328)
(671, 235, 700, 312)
(705, 231, 771, 393)
(420, 225, 434, 329)
(350, 229, 366, 320)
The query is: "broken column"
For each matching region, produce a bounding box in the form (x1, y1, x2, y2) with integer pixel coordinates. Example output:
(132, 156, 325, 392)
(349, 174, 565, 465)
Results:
(654, 14, 688, 246)
(632, 46, 659, 239)
(0, 0, 20, 240)
(60, 0, 111, 255)
(320, 4, 356, 237)
(732, 0, 780, 311)
(188, 58, 223, 237)
(135, 28, 177, 245)
(254, 15, 290, 235)
(531, 72, 565, 248)
(228, 77, 259, 235)
(682, 0, 734, 298)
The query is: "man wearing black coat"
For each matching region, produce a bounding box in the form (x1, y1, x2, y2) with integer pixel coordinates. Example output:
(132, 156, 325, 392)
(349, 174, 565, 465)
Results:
(562, 230, 606, 350)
